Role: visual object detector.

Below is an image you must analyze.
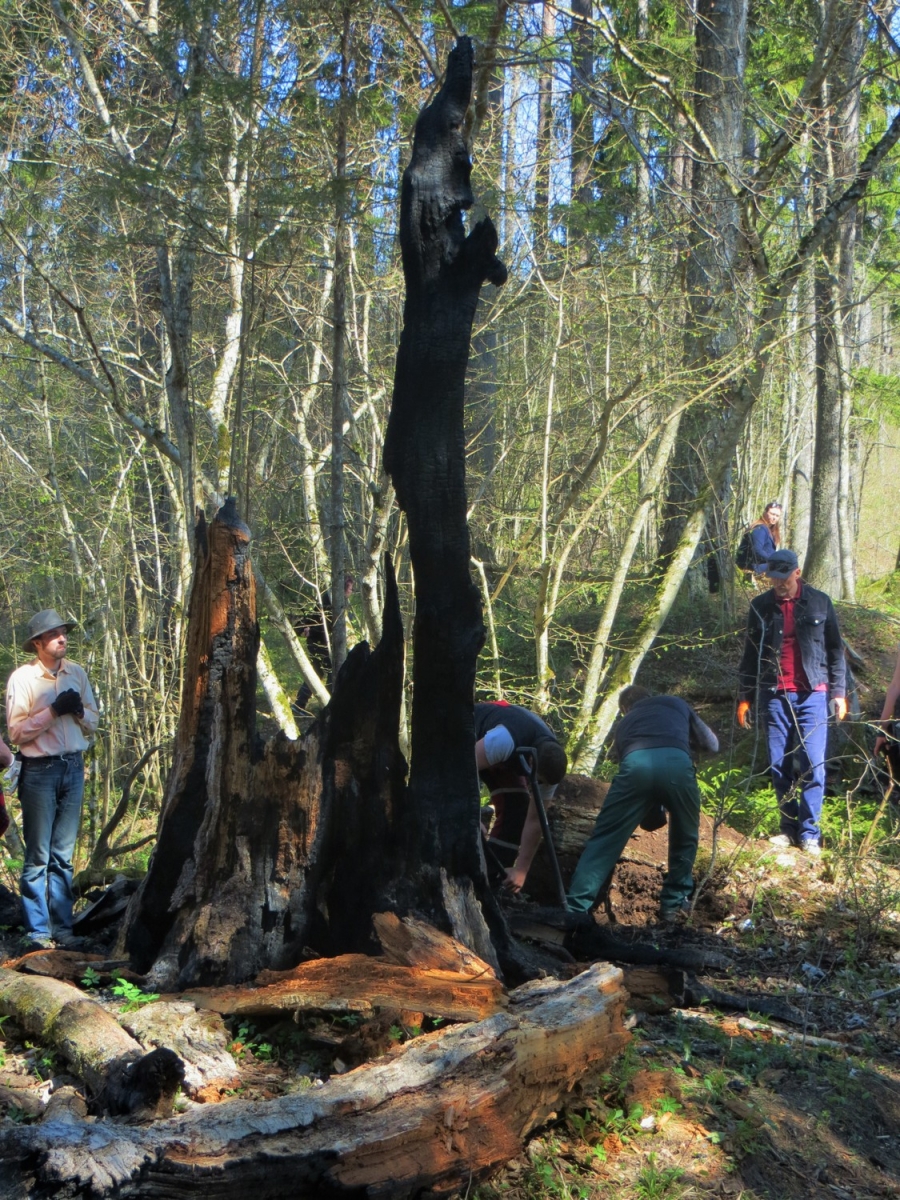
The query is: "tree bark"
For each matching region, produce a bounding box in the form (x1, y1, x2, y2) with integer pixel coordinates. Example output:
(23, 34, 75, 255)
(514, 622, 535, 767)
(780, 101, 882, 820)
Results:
(658, 0, 748, 562)
(118, 498, 407, 988)
(382, 39, 507, 959)
(0, 964, 629, 1200)
(0, 969, 184, 1118)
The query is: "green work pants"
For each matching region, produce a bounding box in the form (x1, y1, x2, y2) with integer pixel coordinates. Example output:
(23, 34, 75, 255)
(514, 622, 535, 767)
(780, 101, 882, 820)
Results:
(566, 747, 701, 915)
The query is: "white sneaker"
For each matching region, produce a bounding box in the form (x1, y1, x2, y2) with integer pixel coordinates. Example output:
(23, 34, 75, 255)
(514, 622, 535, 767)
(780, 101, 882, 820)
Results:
(800, 839, 822, 858)
(768, 833, 795, 849)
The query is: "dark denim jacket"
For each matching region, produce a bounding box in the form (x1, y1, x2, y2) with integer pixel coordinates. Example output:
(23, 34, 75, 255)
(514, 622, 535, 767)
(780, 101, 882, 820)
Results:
(738, 583, 845, 702)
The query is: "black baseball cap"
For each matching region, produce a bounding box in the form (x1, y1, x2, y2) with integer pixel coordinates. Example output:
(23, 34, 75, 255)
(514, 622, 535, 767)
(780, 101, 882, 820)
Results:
(765, 549, 799, 579)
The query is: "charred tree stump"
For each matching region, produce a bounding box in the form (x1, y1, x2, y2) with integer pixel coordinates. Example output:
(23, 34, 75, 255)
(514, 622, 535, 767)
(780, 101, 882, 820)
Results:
(382, 38, 508, 962)
(118, 500, 407, 988)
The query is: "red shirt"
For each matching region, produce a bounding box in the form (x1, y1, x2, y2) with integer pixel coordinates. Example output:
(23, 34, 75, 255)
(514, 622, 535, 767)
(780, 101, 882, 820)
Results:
(776, 582, 826, 693)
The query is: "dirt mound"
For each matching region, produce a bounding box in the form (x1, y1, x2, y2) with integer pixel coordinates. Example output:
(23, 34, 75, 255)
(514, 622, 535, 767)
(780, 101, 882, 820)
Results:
(526, 774, 747, 923)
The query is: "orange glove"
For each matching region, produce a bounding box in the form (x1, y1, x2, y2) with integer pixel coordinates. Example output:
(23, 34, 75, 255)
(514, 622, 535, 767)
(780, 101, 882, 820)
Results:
(831, 696, 848, 721)
(737, 700, 752, 729)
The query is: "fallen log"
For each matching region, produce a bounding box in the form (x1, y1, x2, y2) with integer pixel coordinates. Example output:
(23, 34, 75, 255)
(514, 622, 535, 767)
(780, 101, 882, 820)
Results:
(683, 975, 804, 1026)
(72, 875, 140, 937)
(0, 1084, 45, 1120)
(621, 966, 686, 1014)
(507, 909, 733, 972)
(0, 968, 183, 1118)
(1, 949, 144, 987)
(0, 962, 629, 1199)
(119, 1002, 240, 1099)
(180, 953, 506, 1023)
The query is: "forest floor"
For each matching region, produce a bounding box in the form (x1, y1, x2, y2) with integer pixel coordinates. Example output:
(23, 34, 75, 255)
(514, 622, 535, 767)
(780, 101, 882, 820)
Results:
(1, 821, 898, 1199)
(477, 824, 900, 1200)
(473, 579, 900, 1200)
(1, 582, 900, 1197)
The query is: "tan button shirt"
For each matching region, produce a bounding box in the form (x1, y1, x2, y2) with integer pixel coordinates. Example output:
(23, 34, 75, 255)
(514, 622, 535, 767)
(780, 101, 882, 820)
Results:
(6, 658, 99, 757)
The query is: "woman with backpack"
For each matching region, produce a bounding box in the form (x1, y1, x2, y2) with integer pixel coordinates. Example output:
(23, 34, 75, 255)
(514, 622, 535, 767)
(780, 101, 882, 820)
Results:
(737, 501, 783, 575)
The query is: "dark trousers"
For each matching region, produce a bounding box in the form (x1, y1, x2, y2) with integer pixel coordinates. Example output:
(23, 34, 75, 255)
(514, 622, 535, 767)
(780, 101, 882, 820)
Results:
(479, 763, 530, 885)
(566, 747, 700, 915)
(766, 689, 828, 845)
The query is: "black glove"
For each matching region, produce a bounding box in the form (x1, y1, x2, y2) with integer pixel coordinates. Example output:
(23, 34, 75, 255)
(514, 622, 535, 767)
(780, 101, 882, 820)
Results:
(52, 688, 84, 717)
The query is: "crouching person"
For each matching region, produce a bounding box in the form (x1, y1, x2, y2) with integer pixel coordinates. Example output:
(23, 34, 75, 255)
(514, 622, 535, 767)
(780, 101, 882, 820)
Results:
(475, 701, 567, 894)
(566, 686, 718, 924)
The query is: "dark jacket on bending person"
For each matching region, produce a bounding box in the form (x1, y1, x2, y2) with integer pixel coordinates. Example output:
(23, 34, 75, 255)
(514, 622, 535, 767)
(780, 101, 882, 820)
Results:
(738, 583, 846, 703)
(614, 695, 719, 762)
(474, 702, 559, 761)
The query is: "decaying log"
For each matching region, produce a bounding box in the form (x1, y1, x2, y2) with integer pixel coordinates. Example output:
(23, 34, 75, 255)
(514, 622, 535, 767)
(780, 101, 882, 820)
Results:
(373, 911, 497, 975)
(507, 908, 733, 972)
(0, 968, 183, 1118)
(0, 963, 629, 1200)
(682, 975, 804, 1026)
(0, 1081, 45, 1120)
(621, 966, 687, 1014)
(41, 1087, 88, 1125)
(119, 1002, 240, 1098)
(72, 875, 140, 937)
(180, 953, 506, 1024)
(1, 950, 144, 988)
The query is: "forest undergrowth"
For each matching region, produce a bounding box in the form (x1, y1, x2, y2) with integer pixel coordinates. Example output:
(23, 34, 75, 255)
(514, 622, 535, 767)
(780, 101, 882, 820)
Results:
(0, 579, 899, 1199)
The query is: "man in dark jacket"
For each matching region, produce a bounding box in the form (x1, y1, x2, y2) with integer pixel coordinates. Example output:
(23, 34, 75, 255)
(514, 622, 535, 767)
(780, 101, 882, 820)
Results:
(737, 548, 846, 855)
(475, 701, 567, 893)
(566, 686, 718, 923)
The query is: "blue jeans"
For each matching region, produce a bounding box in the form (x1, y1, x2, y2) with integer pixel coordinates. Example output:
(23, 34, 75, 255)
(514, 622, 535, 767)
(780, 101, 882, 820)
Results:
(766, 691, 828, 845)
(19, 753, 84, 938)
(567, 747, 701, 914)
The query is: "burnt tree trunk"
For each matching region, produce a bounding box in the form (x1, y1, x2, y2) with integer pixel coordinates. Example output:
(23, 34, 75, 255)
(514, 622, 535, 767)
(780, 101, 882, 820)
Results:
(119, 499, 407, 988)
(122, 39, 513, 989)
(383, 38, 507, 959)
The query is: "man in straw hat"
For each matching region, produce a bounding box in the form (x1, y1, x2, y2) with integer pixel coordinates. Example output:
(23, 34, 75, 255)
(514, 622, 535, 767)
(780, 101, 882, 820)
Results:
(6, 610, 98, 949)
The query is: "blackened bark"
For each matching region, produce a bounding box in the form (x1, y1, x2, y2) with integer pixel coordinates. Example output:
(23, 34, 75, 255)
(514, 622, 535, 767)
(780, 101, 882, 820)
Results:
(119, 500, 408, 987)
(383, 40, 507, 946)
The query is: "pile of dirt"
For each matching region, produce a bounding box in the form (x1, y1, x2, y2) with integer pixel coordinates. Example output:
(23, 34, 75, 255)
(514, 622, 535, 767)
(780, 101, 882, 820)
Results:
(527, 773, 749, 923)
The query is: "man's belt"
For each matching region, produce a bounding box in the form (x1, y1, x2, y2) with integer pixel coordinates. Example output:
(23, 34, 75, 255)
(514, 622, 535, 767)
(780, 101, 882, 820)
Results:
(22, 751, 83, 763)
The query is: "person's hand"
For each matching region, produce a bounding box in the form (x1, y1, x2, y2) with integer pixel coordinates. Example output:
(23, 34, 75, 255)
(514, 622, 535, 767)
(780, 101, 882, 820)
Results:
(502, 866, 527, 894)
(52, 688, 84, 717)
(874, 734, 887, 756)
(737, 700, 752, 729)
(831, 696, 848, 721)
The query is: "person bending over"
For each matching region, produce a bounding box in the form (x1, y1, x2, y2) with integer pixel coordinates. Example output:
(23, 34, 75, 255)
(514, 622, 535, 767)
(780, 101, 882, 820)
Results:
(566, 685, 718, 924)
(475, 701, 567, 893)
